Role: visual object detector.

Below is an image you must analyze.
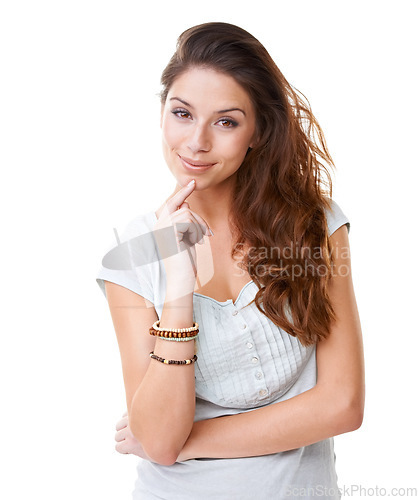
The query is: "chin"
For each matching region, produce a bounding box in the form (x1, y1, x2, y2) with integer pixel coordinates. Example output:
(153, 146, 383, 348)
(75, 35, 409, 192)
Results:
(170, 171, 199, 190)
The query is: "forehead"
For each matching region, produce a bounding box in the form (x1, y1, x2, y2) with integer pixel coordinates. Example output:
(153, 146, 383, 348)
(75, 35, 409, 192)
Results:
(167, 67, 253, 111)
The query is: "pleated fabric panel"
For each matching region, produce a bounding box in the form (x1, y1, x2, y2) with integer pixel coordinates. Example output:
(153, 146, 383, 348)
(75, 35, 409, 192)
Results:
(193, 281, 314, 409)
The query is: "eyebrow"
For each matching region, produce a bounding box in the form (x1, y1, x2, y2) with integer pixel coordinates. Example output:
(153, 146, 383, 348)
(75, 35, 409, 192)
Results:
(169, 97, 246, 116)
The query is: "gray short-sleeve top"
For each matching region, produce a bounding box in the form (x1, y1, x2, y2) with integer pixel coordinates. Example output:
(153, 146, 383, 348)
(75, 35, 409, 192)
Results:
(96, 199, 350, 500)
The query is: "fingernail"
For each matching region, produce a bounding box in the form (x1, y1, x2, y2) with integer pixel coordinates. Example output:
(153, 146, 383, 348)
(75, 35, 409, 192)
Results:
(187, 179, 195, 187)
(208, 227, 214, 236)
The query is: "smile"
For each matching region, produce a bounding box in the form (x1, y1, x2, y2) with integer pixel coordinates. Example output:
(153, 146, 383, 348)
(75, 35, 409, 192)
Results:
(178, 155, 216, 171)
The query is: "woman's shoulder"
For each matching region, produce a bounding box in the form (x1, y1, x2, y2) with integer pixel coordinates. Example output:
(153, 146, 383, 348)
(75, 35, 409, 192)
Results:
(96, 210, 159, 303)
(97, 209, 159, 277)
(322, 197, 351, 237)
(114, 210, 157, 242)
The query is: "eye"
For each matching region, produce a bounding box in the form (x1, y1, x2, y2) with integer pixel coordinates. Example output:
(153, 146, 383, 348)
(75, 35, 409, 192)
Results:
(217, 118, 238, 128)
(171, 108, 191, 120)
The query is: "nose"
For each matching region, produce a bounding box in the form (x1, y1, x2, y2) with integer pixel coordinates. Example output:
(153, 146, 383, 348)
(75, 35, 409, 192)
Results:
(187, 124, 211, 154)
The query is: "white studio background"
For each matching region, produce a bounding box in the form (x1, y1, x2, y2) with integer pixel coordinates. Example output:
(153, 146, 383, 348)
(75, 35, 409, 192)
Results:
(1, 1, 416, 499)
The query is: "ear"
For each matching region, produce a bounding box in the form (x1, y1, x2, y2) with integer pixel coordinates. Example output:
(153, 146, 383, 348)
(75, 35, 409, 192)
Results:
(249, 137, 259, 149)
(249, 130, 260, 149)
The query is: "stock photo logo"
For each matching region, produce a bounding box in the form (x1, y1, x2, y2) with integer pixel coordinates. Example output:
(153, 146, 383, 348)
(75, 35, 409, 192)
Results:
(101, 223, 215, 289)
(101, 227, 177, 271)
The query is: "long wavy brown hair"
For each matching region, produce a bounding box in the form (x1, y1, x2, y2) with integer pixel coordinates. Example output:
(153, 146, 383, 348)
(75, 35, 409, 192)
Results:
(160, 22, 337, 346)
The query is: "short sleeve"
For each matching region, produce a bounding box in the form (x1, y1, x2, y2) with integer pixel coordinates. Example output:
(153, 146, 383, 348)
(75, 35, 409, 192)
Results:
(324, 199, 350, 236)
(95, 213, 157, 304)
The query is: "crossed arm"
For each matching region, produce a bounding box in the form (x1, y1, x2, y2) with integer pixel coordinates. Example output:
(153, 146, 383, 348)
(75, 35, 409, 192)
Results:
(112, 224, 365, 463)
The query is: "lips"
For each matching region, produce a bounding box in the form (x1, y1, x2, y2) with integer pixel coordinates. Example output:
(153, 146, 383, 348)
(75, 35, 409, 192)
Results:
(178, 155, 216, 170)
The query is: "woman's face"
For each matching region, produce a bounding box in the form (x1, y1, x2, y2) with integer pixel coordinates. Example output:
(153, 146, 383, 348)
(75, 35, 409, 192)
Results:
(160, 67, 257, 191)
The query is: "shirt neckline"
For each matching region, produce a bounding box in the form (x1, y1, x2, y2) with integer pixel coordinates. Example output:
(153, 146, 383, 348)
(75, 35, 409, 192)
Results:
(148, 210, 254, 307)
(193, 280, 254, 307)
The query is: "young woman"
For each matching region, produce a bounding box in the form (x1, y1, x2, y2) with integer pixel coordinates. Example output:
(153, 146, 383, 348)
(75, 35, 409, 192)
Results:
(96, 22, 365, 500)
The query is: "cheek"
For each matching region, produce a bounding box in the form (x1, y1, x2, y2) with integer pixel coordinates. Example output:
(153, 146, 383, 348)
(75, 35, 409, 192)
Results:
(221, 133, 252, 164)
(161, 139, 170, 165)
(161, 129, 175, 169)
(161, 121, 184, 170)
(161, 115, 189, 151)
(162, 124, 176, 149)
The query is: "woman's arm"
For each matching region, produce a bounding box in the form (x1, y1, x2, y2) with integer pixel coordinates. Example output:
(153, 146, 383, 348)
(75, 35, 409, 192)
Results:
(106, 282, 196, 466)
(178, 224, 365, 461)
(105, 182, 212, 466)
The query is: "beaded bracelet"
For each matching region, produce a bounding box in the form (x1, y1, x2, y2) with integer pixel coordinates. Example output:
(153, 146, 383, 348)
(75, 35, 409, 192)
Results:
(149, 351, 198, 365)
(149, 326, 199, 339)
(153, 334, 199, 342)
(152, 320, 199, 333)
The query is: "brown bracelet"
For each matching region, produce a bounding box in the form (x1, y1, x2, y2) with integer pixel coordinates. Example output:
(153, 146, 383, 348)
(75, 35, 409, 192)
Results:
(149, 351, 198, 365)
(149, 326, 199, 339)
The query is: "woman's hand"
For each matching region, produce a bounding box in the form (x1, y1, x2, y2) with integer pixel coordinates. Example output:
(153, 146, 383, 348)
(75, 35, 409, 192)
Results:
(114, 411, 155, 461)
(153, 179, 212, 297)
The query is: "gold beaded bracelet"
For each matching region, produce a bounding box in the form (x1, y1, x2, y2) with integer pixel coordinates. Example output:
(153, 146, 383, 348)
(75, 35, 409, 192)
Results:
(149, 351, 198, 365)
